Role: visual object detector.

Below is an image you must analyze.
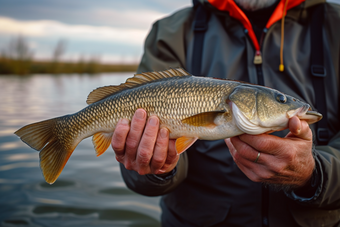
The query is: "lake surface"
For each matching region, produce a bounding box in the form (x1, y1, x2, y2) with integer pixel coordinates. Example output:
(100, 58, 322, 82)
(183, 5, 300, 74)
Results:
(0, 73, 161, 227)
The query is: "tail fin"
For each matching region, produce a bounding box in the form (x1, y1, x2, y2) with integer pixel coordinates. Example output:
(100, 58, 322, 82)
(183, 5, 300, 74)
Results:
(14, 117, 76, 184)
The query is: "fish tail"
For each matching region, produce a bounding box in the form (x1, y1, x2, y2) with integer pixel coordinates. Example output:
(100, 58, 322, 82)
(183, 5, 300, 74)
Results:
(14, 116, 76, 184)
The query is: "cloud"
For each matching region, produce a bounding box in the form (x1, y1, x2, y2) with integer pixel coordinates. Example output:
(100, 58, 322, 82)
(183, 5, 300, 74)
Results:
(87, 8, 166, 30)
(0, 0, 192, 63)
(0, 16, 147, 45)
(0, 0, 191, 28)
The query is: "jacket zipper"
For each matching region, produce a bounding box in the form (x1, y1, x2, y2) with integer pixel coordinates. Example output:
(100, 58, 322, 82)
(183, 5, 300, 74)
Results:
(254, 29, 267, 86)
(254, 29, 269, 227)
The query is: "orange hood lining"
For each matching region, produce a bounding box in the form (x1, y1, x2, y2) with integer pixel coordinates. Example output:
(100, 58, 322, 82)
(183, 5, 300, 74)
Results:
(208, 0, 305, 51)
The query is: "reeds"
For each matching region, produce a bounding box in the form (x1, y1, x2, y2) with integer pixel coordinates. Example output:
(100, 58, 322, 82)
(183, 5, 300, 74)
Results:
(0, 36, 138, 75)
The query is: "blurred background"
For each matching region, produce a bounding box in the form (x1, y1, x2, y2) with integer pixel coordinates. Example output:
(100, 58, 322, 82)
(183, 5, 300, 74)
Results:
(0, 0, 191, 74)
(0, 1, 190, 227)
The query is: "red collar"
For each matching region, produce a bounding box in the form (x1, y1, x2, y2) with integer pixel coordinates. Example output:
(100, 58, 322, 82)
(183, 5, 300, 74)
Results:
(208, 0, 305, 50)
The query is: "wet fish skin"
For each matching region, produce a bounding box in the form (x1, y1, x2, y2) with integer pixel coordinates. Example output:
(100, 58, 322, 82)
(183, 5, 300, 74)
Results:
(14, 68, 322, 184)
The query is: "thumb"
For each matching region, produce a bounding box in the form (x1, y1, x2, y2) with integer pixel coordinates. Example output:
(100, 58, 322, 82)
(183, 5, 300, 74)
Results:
(287, 116, 312, 140)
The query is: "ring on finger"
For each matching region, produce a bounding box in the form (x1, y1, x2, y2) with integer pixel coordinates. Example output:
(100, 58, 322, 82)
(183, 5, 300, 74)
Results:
(254, 152, 261, 163)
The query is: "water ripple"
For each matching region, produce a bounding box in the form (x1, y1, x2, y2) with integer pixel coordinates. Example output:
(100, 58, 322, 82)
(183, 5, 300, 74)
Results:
(0, 73, 161, 226)
(0, 141, 26, 151)
(0, 162, 39, 171)
(3, 153, 38, 161)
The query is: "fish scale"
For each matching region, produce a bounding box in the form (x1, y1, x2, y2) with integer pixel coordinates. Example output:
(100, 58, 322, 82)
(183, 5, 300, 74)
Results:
(14, 68, 322, 184)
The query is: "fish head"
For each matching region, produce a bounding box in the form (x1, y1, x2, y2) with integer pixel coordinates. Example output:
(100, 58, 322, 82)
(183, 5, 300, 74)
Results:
(228, 85, 322, 134)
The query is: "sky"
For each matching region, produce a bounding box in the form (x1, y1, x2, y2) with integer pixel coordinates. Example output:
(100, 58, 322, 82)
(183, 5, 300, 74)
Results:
(0, 0, 192, 63)
(1, 0, 339, 64)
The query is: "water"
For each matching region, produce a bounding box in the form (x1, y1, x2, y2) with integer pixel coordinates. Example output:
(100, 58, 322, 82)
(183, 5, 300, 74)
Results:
(0, 73, 161, 227)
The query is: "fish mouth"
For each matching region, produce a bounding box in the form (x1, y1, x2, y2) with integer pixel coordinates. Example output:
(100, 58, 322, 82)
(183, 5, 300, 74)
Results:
(287, 105, 323, 125)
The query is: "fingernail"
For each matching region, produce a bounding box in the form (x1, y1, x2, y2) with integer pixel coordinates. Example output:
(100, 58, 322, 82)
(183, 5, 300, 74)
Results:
(296, 123, 301, 134)
(160, 128, 168, 138)
(149, 117, 158, 126)
(121, 118, 129, 125)
(136, 109, 145, 119)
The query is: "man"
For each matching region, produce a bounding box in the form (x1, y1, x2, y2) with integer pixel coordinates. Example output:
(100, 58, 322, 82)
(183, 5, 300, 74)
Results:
(112, 0, 340, 226)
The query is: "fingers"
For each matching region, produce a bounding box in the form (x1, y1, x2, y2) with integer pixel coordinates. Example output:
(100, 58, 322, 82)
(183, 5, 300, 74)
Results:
(111, 118, 130, 161)
(226, 123, 314, 186)
(226, 137, 285, 183)
(125, 109, 147, 161)
(136, 116, 159, 174)
(227, 137, 267, 164)
(235, 117, 312, 156)
(150, 128, 169, 174)
(112, 108, 179, 175)
(237, 133, 284, 156)
(225, 138, 234, 154)
(287, 116, 312, 140)
(160, 139, 179, 173)
(288, 116, 301, 135)
(226, 137, 264, 181)
(150, 130, 179, 174)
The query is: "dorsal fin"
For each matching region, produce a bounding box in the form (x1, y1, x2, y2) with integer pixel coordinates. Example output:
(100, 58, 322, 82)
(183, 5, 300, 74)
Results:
(86, 67, 190, 105)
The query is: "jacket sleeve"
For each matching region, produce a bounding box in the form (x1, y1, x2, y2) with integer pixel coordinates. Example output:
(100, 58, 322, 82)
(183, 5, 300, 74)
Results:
(138, 7, 193, 73)
(286, 131, 340, 209)
(120, 153, 188, 196)
(119, 8, 194, 196)
(313, 133, 340, 208)
(285, 3, 340, 209)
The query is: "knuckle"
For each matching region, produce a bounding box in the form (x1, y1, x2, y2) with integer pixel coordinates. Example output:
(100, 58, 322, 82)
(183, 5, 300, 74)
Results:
(258, 171, 274, 181)
(113, 125, 129, 140)
(137, 169, 148, 175)
(143, 129, 157, 139)
(111, 144, 121, 152)
(125, 138, 140, 151)
(271, 163, 285, 175)
(111, 143, 122, 151)
(152, 157, 164, 166)
(115, 155, 124, 163)
(167, 152, 177, 163)
(156, 136, 168, 147)
(115, 122, 130, 132)
(124, 162, 133, 171)
(131, 119, 146, 131)
(139, 140, 154, 153)
(138, 158, 150, 167)
(285, 150, 295, 162)
(233, 151, 241, 160)
(138, 151, 151, 166)
(130, 124, 145, 133)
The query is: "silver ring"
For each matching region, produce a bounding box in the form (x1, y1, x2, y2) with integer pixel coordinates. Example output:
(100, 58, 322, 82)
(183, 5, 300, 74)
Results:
(254, 152, 261, 163)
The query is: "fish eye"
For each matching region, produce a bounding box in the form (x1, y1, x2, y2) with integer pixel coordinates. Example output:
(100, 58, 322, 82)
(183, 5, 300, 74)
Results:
(276, 94, 287, 103)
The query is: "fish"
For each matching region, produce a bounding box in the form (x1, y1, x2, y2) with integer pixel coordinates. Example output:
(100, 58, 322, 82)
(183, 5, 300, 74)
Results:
(14, 68, 322, 184)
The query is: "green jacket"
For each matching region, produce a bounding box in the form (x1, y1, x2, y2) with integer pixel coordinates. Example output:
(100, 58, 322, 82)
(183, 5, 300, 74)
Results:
(120, 0, 340, 226)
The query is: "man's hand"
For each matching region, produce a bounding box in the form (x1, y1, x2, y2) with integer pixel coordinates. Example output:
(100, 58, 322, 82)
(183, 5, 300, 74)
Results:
(111, 108, 179, 175)
(225, 116, 315, 188)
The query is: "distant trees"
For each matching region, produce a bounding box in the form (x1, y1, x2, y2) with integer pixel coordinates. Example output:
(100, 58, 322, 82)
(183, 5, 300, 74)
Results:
(0, 35, 34, 74)
(0, 36, 138, 75)
(51, 39, 67, 74)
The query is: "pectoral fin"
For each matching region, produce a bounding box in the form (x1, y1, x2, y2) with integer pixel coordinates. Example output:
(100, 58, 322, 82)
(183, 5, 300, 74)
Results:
(175, 136, 198, 154)
(92, 132, 113, 156)
(181, 110, 226, 128)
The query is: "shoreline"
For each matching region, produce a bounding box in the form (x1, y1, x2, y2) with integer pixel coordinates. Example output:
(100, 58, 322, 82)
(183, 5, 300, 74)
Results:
(0, 58, 138, 75)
